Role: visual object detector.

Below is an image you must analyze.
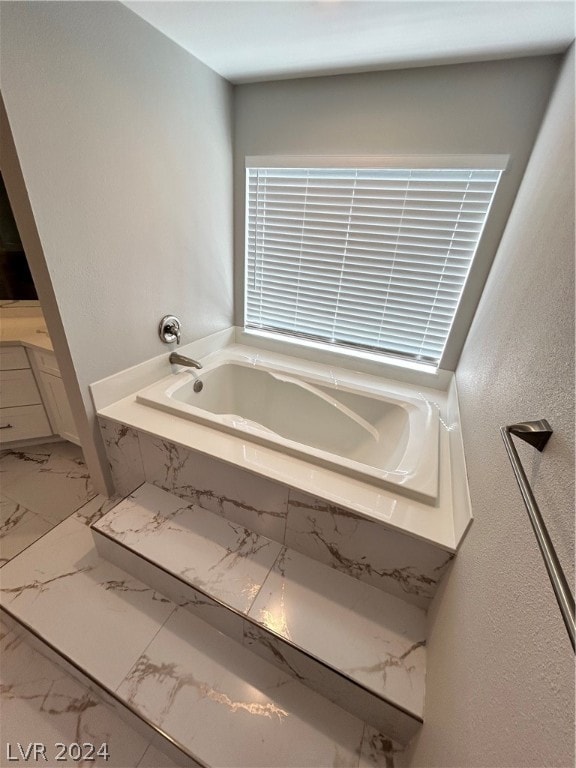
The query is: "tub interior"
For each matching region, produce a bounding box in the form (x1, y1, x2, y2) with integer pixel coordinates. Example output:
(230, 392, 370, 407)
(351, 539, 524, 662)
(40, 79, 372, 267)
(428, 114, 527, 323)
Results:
(171, 363, 410, 469)
(135, 346, 440, 503)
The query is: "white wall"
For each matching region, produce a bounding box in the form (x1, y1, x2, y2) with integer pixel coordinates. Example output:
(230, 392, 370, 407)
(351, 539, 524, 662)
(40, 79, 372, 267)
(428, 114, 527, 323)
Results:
(234, 56, 560, 370)
(0, 1, 233, 492)
(409, 46, 575, 768)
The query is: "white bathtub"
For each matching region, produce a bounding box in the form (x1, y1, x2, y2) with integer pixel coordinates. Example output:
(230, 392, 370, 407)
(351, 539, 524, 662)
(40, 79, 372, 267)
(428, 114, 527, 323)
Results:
(136, 346, 440, 504)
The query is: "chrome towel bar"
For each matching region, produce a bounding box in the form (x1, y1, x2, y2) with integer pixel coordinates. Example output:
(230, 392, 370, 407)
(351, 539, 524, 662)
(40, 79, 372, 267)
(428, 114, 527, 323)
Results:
(501, 420, 575, 652)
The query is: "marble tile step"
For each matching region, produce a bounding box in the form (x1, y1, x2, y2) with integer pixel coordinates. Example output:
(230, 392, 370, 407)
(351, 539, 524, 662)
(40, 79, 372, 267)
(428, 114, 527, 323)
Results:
(0, 613, 197, 768)
(0, 516, 404, 768)
(91, 484, 427, 743)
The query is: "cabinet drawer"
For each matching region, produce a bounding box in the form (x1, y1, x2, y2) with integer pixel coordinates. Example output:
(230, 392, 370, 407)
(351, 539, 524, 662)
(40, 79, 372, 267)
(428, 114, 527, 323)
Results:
(0, 404, 52, 443)
(33, 349, 60, 376)
(0, 346, 29, 370)
(0, 368, 42, 407)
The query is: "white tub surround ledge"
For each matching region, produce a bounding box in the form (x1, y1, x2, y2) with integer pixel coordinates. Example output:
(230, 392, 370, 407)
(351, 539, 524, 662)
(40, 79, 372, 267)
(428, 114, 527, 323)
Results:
(91, 328, 472, 555)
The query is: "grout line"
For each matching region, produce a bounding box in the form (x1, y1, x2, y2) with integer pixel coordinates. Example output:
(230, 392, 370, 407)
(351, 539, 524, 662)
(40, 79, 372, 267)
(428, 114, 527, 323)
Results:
(73, 488, 132, 525)
(357, 721, 368, 768)
(135, 743, 155, 768)
(246, 545, 284, 615)
(0, 500, 58, 568)
(112, 601, 179, 697)
(0, 490, 38, 513)
(0, 489, 31, 505)
(0, 524, 53, 569)
(281, 487, 290, 544)
(133, 742, 152, 768)
(1, 513, 95, 570)
(135, 428, 147, 485)
(71, 490, 99, 512)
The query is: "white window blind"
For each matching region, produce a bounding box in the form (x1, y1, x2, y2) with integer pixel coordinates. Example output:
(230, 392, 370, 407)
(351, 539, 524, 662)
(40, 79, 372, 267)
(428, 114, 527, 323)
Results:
(245, 161, 504, 366)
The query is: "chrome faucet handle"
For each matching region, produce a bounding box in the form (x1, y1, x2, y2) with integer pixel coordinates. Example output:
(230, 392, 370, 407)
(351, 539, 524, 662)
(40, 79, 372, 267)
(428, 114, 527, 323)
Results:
(159, 315, 181, 345)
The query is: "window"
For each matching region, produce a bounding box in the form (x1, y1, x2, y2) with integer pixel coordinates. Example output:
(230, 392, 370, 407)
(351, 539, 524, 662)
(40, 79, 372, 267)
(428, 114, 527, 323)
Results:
(245, 156, 506, 368)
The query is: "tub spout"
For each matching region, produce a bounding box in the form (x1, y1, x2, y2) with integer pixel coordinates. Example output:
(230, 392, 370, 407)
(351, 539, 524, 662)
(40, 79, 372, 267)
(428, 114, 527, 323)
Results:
(169, 352, 203, 369)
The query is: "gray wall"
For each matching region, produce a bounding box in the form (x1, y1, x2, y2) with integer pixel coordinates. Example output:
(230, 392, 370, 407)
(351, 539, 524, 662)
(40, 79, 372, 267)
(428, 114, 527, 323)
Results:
(233, 56, 560, 369)
(0, 1, 233, 491)
(409, 46, 575, 768)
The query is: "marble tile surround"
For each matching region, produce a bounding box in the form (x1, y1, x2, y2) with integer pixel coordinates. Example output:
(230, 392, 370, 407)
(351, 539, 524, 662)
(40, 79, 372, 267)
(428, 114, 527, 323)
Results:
(98, 420, 146, 497)
(98, 417, 453, 608)
(139, 431, 290, 542)
(286, 492, 454, 609)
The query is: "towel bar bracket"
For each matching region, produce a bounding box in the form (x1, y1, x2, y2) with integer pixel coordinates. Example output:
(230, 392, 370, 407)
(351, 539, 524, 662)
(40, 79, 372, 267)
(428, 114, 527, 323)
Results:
(501, 419, 575, 652)
(508, 419, 553, 451)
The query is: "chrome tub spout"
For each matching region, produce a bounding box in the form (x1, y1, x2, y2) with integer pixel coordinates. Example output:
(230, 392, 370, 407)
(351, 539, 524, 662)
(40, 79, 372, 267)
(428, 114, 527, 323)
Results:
(169, 352, 203, 369)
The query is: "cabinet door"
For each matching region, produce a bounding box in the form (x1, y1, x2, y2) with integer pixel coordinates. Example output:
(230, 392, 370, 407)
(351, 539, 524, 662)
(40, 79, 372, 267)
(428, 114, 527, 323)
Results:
(41, 373, 80, 445)
(33, 349, 61, 376)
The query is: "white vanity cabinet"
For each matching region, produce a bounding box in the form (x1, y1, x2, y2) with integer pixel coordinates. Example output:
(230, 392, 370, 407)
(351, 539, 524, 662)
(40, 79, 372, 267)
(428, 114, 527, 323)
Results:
(28, 348, 80, 445)
(0, 346, 52, 443)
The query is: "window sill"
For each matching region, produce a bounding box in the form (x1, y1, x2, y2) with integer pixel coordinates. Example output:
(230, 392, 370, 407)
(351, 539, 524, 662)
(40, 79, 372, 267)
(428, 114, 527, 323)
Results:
(238, 327, 452, 390)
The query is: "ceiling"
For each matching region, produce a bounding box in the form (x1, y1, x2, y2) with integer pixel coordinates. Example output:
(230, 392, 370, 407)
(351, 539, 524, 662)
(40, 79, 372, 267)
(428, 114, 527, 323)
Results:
(124, 1, 575, 83)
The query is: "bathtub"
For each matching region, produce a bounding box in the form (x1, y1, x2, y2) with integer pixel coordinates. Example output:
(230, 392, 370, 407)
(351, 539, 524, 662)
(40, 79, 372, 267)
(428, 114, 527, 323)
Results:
(136, 346, 440, 504)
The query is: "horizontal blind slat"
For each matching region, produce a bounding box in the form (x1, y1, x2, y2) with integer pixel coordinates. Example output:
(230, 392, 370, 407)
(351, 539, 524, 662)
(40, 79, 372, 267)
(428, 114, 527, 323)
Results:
(248, 211, 486, 228)
(246, 294, 458, 319)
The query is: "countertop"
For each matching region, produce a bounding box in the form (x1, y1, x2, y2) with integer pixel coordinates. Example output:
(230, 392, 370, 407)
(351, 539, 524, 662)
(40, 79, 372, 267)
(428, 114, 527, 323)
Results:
(0, 302, 54, 353)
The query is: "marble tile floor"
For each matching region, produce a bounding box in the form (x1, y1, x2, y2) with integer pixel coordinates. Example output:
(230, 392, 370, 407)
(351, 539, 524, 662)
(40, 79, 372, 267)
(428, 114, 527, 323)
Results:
(0, 514, 405, 767)
(1, 618, 196, 767)
(0, 442, 183, 767)
(0, 442, 119, 566)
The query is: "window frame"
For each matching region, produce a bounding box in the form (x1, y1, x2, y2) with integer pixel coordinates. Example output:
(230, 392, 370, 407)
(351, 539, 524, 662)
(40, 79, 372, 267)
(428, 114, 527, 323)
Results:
(243, 154, 509, 372)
